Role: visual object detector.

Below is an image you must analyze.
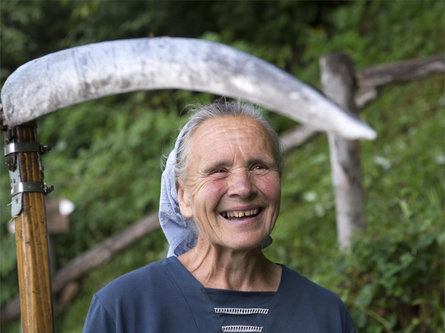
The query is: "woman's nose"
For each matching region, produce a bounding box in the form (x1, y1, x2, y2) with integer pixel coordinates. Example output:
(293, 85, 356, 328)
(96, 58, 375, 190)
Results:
(227, 169, 255, 199)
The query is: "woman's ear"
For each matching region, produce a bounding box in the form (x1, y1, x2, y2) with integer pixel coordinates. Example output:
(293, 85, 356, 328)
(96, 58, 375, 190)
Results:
(177, 186, 193, 218)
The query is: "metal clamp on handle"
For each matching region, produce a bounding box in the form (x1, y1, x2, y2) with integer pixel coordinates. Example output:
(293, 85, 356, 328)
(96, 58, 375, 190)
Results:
(3, 121, 54, 217)
(4, 142, 51, 156)
(11, 182, 54, 196)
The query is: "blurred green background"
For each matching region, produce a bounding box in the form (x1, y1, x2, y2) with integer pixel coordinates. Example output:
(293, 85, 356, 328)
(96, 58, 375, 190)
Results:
(1, 1, 443, 332)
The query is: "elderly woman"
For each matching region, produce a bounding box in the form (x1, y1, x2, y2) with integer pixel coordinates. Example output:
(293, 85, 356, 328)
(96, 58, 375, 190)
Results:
(83, 101, 356, 333)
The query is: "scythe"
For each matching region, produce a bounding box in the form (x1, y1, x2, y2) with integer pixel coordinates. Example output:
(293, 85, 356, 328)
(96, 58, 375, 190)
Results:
(0, 37, 376, 332)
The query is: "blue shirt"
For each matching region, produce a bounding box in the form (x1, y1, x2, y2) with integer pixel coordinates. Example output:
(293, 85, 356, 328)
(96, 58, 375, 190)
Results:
(83, 257, 356, 333)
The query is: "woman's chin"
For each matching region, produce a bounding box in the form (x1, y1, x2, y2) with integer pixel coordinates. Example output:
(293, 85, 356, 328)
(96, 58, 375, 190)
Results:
(220, 234, 267, 252)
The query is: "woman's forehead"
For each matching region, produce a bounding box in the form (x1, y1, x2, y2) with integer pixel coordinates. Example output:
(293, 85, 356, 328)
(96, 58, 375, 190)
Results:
(191, 115, 269, 142)
(189, 116, 274, 158)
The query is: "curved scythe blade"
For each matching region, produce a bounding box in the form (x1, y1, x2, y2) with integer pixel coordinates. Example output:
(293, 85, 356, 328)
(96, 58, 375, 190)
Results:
(1, 37, 375, 139)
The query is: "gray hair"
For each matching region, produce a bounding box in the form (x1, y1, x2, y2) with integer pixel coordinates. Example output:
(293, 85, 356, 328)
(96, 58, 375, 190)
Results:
(175, 101, 283, 184)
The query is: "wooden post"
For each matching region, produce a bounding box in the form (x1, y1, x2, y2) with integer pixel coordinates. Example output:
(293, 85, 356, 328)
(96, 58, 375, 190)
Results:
(320, 53, 366, 249)
(3, 121, 55, 332)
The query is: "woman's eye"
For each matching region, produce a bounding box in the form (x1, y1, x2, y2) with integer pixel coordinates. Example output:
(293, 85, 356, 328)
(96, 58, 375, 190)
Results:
(250, 164, 270, 175)
(211, 168, 227, 174)
(252, 164, 267, 171)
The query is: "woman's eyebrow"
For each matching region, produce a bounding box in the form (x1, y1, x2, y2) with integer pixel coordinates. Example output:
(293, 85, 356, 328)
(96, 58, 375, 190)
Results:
(247, 155, 277, 168)
(248, 156, 275, 164)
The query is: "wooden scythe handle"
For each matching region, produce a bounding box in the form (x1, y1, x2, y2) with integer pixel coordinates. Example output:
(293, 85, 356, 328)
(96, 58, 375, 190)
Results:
(12, 124, 54, 332)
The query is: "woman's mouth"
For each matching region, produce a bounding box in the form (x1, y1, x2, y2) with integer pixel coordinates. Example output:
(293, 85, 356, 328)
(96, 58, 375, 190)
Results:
(220, 208, 261, 220)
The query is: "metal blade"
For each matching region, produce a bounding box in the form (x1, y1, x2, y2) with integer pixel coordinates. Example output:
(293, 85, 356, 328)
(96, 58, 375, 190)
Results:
(1, 37, 376, 140)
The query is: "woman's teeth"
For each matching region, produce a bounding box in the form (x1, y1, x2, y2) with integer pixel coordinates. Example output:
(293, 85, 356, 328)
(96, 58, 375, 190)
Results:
(221, 208, 259, 219)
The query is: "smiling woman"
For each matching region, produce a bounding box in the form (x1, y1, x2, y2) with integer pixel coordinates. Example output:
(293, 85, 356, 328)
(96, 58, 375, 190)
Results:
(82, 101, 357, 333)
(177, 114, 281, 259)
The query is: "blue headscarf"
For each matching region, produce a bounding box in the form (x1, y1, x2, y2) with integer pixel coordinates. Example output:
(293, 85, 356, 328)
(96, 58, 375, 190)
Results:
(158, 127, 199, 257)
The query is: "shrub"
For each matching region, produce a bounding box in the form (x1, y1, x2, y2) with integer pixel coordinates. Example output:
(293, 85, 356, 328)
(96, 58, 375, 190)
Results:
(338, 220, 444, 332)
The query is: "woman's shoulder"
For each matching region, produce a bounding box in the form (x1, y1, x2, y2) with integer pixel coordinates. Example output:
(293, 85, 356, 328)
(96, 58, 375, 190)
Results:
(281, 265, 346, 307)
(277, 265, 356, 332)
(94, 257, 178, 303)
(83, 257, 201, 332)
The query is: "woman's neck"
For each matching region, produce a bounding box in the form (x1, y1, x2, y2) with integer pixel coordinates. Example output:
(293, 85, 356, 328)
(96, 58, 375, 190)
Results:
(178, 236, 282, 292)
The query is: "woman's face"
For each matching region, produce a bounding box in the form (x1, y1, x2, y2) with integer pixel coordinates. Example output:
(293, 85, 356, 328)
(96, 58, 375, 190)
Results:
(178, 115, 281, 251)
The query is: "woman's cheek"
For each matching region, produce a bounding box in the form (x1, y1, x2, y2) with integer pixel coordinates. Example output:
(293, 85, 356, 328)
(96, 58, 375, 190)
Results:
(259, 173, 281, 200)
(203, 179, 227, 197)
(193, 179, 227, 214)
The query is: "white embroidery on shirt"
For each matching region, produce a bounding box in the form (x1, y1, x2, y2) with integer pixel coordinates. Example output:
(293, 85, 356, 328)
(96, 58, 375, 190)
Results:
(221, 325, 263, 332)
(214, 308, 269, 315)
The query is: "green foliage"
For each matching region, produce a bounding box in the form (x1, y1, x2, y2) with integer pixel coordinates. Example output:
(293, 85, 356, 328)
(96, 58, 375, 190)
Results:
(265, 72, 444, 332)
(300, 0, 444, 84)
(0, 234, 18, 304)
(339, 220, 443, 332)
(37, 93, 199, 264)
(1, 0, 444, 332)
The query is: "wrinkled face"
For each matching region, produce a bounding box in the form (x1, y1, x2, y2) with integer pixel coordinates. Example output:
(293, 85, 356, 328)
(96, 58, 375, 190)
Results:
(177, 116, 281, 251)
